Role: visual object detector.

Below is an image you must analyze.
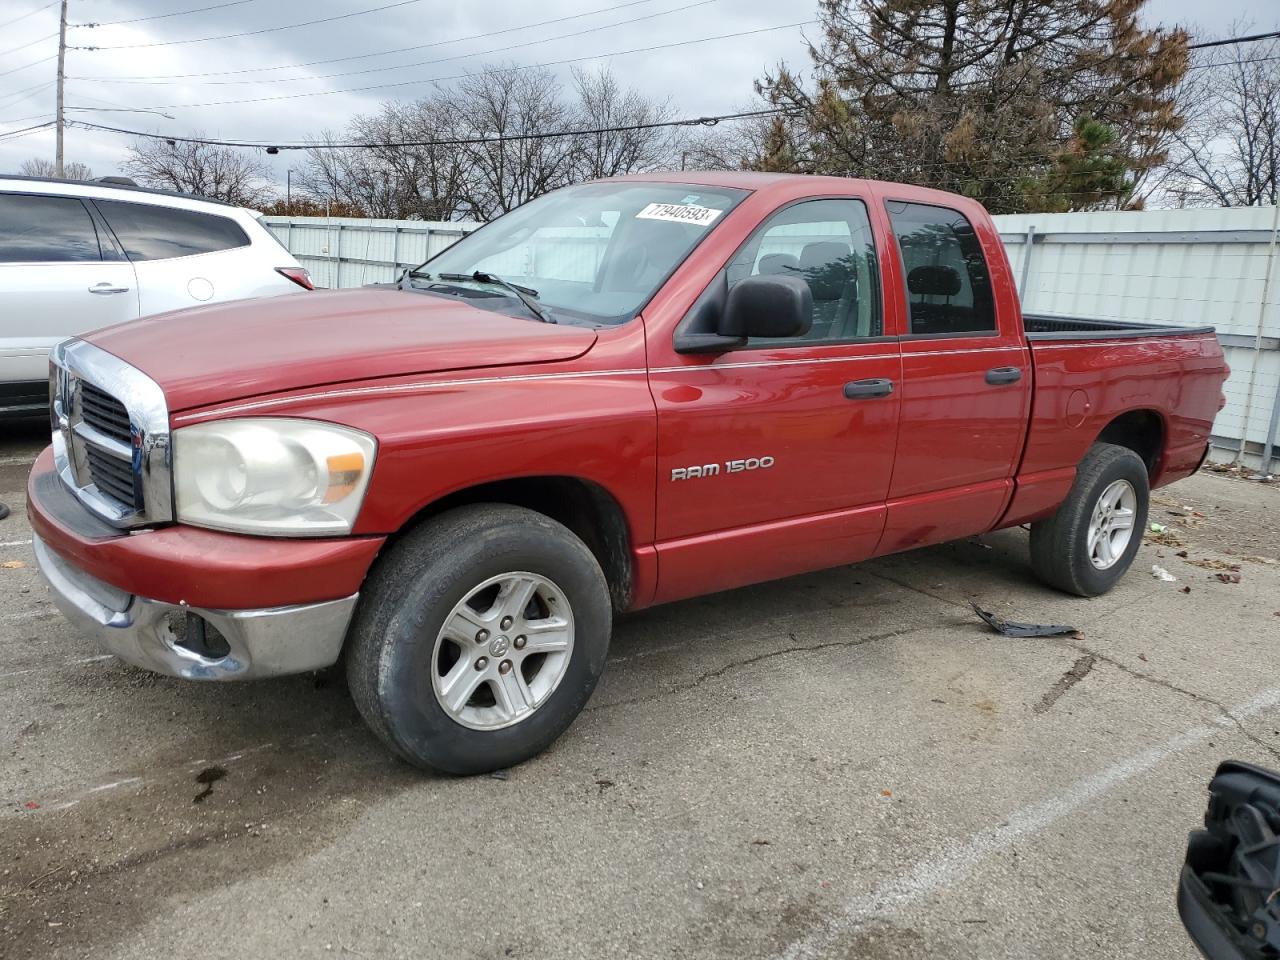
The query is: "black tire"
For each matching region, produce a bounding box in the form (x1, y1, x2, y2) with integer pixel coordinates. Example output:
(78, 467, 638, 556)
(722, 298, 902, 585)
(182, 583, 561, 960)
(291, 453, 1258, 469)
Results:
(1029, 442, 1150, 597)
(345, 504, 611, 775)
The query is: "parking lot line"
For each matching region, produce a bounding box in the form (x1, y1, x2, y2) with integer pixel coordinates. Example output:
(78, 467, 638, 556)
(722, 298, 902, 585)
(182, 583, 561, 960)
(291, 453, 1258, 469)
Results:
(0, 539, 33, 548)
(777, 685, 1280, 960)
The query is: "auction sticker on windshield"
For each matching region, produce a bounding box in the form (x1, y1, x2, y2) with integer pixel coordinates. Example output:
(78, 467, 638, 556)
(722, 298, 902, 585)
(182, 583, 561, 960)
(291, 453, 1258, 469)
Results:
(636, 202, 723, 227)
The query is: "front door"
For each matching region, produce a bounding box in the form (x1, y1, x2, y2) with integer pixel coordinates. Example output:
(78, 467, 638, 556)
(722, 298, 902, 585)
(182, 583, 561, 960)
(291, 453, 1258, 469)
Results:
(649, 197, 903, 603)
(0, 192, 138, 405)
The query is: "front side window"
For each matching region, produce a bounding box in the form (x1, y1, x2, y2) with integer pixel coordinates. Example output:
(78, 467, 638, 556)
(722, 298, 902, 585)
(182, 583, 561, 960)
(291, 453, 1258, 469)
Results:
(0, 193, 101, 263)
(418, 182, 748, 326)
(886, 200, 996, 336)
(726, 198, 882, 343)
(94, 199, 250, 261)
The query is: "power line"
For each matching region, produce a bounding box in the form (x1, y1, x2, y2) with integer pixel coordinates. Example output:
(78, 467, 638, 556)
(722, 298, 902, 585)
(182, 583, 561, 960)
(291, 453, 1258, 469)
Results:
(73, 0, 723, 87)
(84, 20, 817, 110)
(74, 0, 259, 28)
(1188, 30, 1280, 50)
(0, 54, 57, 80)
(75, 0, 667, 80)
(69, 106, 797, 150)
(73, 0, 428, 50)
(0, 30, 57, 58)
(0, 119, 55, 143)
(0, 0, 57, 31)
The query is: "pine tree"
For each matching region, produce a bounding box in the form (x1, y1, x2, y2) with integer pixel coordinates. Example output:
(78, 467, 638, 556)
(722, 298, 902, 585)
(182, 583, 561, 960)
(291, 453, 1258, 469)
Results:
(756, 0, 1188, 213)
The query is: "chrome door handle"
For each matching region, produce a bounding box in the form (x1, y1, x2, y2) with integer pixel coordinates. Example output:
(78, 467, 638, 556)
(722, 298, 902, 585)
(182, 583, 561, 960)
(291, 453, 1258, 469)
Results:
(89, 283, 130, 295)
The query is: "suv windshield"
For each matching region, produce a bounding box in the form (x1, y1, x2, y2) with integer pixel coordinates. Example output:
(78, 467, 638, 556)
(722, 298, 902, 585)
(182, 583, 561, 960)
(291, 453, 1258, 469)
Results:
(415, 182, 748, 325)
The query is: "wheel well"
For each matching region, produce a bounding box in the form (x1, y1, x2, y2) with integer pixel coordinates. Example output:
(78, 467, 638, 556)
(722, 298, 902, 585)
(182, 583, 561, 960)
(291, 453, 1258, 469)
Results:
(395, 477, 634, 612)
(1096, 410, 1164, 475)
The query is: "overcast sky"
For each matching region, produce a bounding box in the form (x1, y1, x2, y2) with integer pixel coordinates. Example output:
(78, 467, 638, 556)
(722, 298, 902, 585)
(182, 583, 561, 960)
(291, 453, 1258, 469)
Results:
(0, 0, 1273, 187)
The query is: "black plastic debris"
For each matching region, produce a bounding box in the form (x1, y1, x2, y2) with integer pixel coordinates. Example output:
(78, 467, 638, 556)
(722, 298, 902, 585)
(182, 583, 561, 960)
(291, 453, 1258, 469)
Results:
(970, 601, 1080, 639)
(193, 765, 228, 804)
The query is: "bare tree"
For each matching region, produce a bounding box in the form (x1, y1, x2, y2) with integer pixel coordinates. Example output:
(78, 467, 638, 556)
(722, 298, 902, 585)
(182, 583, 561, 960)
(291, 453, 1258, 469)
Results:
(1163, 27, 1280, 207)
(449, 64, 578, 220)
(123, 137, 275, 206)
(569, 66, 678, 180)
(20, 157, 92, 180)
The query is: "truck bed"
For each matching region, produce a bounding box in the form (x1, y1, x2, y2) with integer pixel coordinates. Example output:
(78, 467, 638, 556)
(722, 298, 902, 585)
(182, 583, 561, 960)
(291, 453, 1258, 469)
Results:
(1023, 314, 1215, 341)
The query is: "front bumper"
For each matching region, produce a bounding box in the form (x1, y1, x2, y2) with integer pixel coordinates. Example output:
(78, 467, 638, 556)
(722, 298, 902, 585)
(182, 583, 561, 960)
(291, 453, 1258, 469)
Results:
(33, 533, 358, 680)
(26, 445, 382, 680)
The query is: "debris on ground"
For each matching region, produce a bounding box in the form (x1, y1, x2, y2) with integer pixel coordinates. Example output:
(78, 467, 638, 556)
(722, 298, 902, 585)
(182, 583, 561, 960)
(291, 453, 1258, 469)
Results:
(1152, 565, 1177, 582)
(193, 765, 228, 803)
(1181, 586, 1192, 594)
(1, 560, 25, 569)
(1186, 557, 1241, 572)
(1213, 571, 1242, 584)
(1241, 555, 1278, 566)
(1146, 526, 1186, 547)
(970, 602, 1081, 638)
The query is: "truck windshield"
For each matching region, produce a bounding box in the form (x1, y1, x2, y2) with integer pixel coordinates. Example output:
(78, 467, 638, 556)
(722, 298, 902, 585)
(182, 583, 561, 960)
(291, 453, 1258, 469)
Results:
(416, 182, 748, 325)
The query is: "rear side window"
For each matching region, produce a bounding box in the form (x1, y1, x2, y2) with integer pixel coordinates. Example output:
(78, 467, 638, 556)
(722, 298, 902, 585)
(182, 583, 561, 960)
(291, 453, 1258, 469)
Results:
(0, 193, 102, 263)
(94, 199, 249, 261)
(886, 201, 996, 336)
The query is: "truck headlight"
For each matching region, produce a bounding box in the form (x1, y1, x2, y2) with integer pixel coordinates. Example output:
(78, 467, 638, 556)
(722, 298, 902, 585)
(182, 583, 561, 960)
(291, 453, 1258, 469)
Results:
(173, 419, 377, 537)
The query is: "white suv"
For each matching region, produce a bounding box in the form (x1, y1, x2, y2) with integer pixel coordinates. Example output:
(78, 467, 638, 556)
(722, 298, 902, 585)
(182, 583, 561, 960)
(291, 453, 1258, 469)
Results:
(0, 175, 312, 417)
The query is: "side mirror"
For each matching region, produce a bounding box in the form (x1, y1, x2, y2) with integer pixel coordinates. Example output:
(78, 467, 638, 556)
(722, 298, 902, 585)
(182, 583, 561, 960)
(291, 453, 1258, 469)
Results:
(1179, 760, 1280, 959)
(719, 274, 813, 340)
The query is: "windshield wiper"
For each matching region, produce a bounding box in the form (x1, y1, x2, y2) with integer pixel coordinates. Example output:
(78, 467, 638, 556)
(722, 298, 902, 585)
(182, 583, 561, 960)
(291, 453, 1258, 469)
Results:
(436, 271, 554, 324)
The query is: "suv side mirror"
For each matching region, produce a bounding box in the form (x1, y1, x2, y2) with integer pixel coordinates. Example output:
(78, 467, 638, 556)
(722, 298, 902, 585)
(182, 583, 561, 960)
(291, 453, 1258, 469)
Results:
(719, 274, 813, 339)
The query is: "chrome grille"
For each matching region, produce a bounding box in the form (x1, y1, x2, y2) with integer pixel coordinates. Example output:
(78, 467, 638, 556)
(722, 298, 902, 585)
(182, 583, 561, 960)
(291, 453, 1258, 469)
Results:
(50, 339, 172, 529)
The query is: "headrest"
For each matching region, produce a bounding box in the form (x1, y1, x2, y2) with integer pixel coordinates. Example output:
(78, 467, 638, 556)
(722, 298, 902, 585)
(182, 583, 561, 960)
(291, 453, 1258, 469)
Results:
(908, 264, 962, 297)
(799, 241, 852, 301)
(757, 253, 799, 275)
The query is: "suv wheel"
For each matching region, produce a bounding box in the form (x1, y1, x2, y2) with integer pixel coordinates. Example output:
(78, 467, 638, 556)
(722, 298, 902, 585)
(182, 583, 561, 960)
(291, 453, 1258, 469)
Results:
(346, 504, 611, 774)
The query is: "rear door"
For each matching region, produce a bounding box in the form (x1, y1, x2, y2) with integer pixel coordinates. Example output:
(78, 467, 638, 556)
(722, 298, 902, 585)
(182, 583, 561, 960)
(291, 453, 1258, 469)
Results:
(92, 199, 257, 315)
(877, 196, 1031, 553)
(0, 192, 138, 397)
(649, 196, 903, 602)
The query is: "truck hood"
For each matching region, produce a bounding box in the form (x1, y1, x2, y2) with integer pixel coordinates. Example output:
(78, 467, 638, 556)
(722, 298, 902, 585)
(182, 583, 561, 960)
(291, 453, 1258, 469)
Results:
(85, 288, 598, 412)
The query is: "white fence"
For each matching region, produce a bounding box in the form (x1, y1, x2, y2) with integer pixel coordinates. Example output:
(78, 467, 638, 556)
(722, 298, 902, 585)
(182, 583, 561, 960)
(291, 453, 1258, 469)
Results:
(264, 205, 1280, 471)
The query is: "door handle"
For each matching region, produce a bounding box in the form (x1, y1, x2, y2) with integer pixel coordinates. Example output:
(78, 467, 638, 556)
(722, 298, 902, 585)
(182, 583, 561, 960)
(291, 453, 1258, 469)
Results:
(843, 378, 894, 400)
(985, 366, 1023, 385)
(88, 283, 130, 295)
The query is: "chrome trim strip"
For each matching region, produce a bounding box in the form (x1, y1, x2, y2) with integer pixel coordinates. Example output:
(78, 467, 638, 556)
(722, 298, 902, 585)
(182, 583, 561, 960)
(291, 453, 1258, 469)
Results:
(51, 338, 173, 528)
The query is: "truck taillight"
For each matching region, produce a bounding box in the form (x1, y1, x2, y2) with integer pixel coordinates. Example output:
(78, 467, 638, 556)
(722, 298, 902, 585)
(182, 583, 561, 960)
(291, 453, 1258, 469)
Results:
(276, 267, 314, 291)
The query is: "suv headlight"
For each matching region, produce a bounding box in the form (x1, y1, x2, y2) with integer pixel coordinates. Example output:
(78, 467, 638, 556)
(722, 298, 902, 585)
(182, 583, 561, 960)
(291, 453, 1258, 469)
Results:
(173, 418, 377, 537)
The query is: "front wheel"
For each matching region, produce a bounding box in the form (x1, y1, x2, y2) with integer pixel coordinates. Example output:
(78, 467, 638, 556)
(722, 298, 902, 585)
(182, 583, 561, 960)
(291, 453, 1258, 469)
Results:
(1030, 442, 1150, 597)
(345, 504, 612, 774)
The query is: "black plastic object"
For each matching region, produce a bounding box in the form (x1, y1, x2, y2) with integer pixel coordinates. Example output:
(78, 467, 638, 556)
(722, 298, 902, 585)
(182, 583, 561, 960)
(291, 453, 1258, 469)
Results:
(969, 601, 1080, 638)
(718, 274, 814, 340)
(843, 378, 894, 400)
(985, 366, 1023, 385)
(1179, 761, 1280, 960)
(0, 501, 9, 521)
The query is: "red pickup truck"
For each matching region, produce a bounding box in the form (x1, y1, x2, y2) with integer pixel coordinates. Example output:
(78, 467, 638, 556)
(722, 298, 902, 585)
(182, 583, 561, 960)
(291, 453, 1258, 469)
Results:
(28, 172, 1227, 774)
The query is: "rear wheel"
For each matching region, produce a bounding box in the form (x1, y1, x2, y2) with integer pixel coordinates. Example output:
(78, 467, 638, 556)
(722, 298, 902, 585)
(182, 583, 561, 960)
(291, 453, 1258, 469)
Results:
(1030, 442, 1150, 597)
(346, 504, 611, 774)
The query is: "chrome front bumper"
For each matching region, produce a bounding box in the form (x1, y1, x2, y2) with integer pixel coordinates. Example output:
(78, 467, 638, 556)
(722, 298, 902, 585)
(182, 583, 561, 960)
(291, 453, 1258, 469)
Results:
(32, 533, 358, 680)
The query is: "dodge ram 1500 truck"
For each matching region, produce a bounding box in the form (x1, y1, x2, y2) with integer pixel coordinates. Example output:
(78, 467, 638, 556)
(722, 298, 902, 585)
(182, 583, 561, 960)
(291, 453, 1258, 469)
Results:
(27, 172, 1228, 774)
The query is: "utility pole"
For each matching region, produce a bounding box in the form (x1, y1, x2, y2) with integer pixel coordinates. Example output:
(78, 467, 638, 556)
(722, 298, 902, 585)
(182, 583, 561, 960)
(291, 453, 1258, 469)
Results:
(55, 0, 68, 177)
